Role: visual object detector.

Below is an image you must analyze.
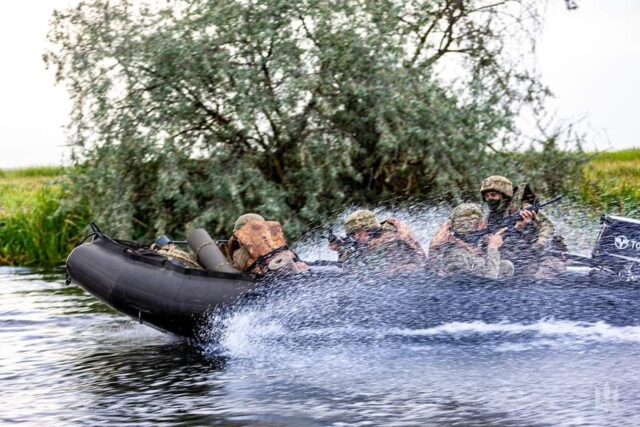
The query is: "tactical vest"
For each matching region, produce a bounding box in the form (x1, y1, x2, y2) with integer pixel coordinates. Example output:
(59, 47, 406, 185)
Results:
(484, 182, 548, 275)
(427, 232, 484, 277)
(348, 219, 427, 272)
(230, 221, 308, 276)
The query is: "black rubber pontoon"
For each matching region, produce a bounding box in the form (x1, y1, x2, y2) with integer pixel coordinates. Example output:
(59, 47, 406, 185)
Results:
(66, 231, 259, 337)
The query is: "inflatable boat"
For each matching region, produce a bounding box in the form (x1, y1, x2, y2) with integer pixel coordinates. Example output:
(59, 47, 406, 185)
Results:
(66, 226, 344, 338)
(66, 230, 261, 337)
(66, 214, 640, 339)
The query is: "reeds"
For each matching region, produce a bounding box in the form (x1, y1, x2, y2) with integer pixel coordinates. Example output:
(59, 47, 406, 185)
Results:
(580, 149, 640, 217)
(0, 168, 90, 266)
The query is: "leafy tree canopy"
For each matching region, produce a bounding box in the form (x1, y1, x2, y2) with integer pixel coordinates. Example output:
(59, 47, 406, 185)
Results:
(46, 0, 578, 239)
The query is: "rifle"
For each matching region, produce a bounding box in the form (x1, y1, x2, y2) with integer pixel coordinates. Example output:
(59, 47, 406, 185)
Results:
(546, 250, 600, 268)
(155, 235, 229, 247)
(461, 195, 564, 245)
(328, 230, 349, 246)
(328, 230, 360, 254)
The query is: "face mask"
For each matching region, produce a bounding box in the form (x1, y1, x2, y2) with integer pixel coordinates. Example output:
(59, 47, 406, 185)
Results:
(486, 199, 502, 211)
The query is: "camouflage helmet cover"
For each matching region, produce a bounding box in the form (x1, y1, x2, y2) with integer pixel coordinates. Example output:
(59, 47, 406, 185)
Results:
(450, 203, 483, 235)
(344, 210, 382, 234)
(234, 213, 265, 232)
(480, 175, 514, 198)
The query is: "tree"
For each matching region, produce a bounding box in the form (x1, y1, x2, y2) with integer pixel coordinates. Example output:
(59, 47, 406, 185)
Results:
(46, 0, 559, 239)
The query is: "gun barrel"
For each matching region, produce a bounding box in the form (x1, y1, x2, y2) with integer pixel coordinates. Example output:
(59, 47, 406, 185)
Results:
(547, 250, 597, 267)
(538, 195, 563, 209)
(461, 194, 564, 245)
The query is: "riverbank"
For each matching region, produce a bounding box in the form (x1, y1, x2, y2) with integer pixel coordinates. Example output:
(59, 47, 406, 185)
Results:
(0, 167, 89, 266)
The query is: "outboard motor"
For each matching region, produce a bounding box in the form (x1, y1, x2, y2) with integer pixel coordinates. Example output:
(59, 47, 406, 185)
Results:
(188, 228, 240, 274)
(592, 215, 640, 280)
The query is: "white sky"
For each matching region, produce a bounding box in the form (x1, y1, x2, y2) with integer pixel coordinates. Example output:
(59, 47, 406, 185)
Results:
(0, 0, 638, 169)
(537, 0, 640, 151)
(0, 1, 74, 169)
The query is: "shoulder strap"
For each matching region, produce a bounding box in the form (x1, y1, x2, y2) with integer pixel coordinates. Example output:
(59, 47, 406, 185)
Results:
(510, 183, 538, 213)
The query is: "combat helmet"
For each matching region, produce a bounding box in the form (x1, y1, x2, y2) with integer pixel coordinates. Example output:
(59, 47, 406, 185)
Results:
(233, 213, 265, 232)
(480, 175, 514, 198)
(344, 210, 381, 235)
(450, 203, 483, 236)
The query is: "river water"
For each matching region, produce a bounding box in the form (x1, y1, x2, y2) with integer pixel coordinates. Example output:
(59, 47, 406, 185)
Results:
(2, 209, 640, 426)
(3, 269, 640, 426)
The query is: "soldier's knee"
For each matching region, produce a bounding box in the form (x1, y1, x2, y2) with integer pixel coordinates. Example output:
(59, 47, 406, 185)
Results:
(499, 260, 515, 278)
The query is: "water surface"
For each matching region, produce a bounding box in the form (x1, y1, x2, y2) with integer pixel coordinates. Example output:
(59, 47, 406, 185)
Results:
(2, 265, 639, 426)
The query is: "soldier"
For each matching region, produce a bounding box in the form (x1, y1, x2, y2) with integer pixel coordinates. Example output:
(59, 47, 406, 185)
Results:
(480, 175, 565, 278)
(428, 203, 514, 279)
(227, 213, 308, 277)
(329, 209, 427, 273)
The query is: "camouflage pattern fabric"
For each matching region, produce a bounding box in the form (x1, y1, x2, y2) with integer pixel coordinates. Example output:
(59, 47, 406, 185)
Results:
(229, 220, 308, 276)
(233, 213, 265, 232)
(507, 183, 554, 250)
(231, 246, 252, 271)
(344, 210, 382, 234)
(480, 175, 514, 198)
(450, 203, 483, 236)
(486, 182, 563, 277)
(428, 233, 503, 280)
(152, 243, 203, 269)
(335, 218, 427, 273)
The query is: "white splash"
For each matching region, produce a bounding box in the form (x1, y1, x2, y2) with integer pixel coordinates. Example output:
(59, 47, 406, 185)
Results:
(387, 320, 640, 343)
(211, 202, 629, 359)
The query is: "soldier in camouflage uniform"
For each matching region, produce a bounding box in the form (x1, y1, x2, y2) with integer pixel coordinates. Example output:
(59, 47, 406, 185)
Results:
(427, 203, 514, 279)
(227, 213, 308, 276)
(480, 175, 565, 278)
(329, 209, 427, 273)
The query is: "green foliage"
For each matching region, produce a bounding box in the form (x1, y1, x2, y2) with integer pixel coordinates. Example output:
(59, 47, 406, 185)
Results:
(0, 166, 67, 179)
(46, 0, 563, 240)
(0, 172, 91, 266)
(508, 135, 590, 198)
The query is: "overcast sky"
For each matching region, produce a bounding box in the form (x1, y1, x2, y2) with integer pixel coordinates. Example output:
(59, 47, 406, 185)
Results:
(0, 0, 639, 169)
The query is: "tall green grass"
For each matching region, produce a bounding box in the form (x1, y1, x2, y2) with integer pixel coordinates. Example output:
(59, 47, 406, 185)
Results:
(0, 166, 67, 179)
(0, 168, 91, 266)
(579, 148, 640, 217)
(590, 149, 640, 162)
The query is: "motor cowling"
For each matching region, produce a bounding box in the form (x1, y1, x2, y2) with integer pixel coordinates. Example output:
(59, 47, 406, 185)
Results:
(592, 215, 640, 279)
